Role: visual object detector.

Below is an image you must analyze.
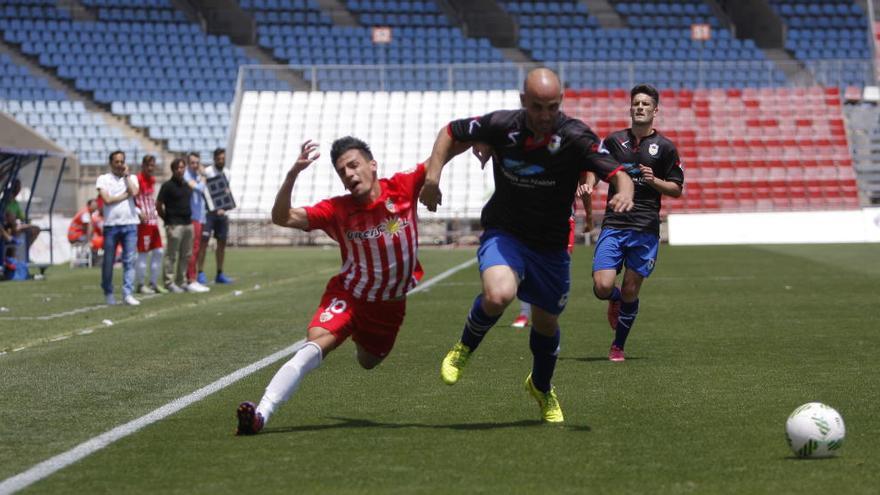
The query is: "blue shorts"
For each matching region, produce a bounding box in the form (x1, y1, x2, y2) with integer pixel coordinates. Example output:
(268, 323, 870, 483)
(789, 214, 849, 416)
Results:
(478, 229, 571, 315)
(592, 227, 659, 278)
(202, 211, 229, 241)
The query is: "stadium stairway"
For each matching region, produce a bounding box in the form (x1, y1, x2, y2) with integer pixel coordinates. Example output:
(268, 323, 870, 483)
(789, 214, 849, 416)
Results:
(844, 102, 880, 204)
(56, 0, 98, 21)
(312, 0, 362, 25)
(581, 0, 627, 28)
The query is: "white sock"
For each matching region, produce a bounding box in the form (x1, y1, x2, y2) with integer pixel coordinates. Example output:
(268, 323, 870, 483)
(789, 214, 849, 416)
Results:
(135, 252, 148, 286)
(256, 341, 323, 425)
(520, 302, 531, 318)
(149, 248, 163, 286)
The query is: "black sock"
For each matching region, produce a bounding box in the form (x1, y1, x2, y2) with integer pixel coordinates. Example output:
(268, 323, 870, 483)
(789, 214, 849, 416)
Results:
(460, 295, 500, 351)
(529, 327, 560, 393)
(612, 299, 640, 349)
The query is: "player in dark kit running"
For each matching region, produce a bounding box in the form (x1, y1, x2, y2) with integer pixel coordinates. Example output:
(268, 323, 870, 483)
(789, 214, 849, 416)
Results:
(585, 83, 684, 362)
(419, 68, 635, 423)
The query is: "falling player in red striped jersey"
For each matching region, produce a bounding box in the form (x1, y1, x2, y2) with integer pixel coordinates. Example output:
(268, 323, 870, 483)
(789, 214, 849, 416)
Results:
(235, 136, 429, 435)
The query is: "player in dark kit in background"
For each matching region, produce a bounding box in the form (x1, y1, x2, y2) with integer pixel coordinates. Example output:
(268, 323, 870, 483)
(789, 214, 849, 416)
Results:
(585, 84, 684, 362)
(419, 68, 635, 423)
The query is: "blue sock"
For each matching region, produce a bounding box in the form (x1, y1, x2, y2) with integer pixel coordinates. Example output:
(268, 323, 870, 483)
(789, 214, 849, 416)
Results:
(529, 327, 560, 393)
(460, 295, 501, 351)
(612, 299, 640, 349)
(610, 287, 621, 302)
(594, 285, 621, 302)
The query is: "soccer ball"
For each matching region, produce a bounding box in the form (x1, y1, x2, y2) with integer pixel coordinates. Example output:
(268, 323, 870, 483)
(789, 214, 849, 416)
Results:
(785, 402, 845, 458)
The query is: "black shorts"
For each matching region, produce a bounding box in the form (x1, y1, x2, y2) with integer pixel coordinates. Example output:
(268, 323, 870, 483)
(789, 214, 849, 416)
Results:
(202, 212, 229, 241)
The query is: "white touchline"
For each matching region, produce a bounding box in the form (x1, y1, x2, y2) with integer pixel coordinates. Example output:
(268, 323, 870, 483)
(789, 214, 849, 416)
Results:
(0, 257, 476, 495)
(0, 267, 341, 356)
(408, 258, 476, 295)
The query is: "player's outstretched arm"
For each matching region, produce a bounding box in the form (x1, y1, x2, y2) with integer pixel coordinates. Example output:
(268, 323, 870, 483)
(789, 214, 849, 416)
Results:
(419, 127, 472, 212)
(272, 140, 320, 230)
(607, 172, 635, 213)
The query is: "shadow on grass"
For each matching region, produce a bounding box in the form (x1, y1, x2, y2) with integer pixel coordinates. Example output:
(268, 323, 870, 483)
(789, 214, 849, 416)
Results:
(782, 456, 841, 461)
(559, 356, 647, 363)
(262, 417, 591, 434)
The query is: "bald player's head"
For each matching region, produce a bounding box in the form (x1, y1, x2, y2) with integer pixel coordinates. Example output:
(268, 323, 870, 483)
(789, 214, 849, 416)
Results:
(522, 68, 562, 97)
(520, 68, 563, 137)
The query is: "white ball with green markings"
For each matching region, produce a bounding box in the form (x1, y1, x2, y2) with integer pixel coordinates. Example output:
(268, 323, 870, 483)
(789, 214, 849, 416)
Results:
(785, 402, 845, 458)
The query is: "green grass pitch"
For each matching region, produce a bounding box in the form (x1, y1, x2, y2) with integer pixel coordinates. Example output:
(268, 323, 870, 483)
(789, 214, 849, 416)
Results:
(1, 244, 878, 494)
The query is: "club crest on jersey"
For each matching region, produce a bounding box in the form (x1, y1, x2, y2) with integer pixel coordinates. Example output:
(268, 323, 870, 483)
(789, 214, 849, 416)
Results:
(385, 198, 396, 213)
(548, 134, 562, 154)
(648, 143, 659, 156)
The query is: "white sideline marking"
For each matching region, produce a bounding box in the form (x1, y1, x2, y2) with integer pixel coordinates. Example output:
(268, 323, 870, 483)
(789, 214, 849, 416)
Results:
(0, 304, 107, 321)
(1, 268, 338, 355)
(0, 258, 475, 494)
(408, 258, 476, 295)
(0, 339, 308, 495)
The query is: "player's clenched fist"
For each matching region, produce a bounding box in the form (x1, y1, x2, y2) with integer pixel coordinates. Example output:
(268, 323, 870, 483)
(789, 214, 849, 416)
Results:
(419, 180, 442, 212)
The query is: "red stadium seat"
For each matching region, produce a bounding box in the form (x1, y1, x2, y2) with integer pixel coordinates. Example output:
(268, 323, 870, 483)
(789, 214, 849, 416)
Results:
(561, 86, 858, 213)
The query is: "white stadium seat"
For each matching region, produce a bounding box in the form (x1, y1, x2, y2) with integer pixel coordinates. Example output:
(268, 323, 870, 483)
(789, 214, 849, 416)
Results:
(230, 90, 504, 219)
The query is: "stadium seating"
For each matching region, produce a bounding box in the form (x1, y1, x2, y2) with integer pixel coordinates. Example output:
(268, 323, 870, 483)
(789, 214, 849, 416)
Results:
(0, 53, 66, 101)
(505, 0, 781, 89)
(565, 86, 859, 215)
(228, 89, 518, 219)
(0, 0, 871, 209)
(242, 0, 508, 89)
(768, 0, 872, 87)
(0, 0, 275, 161)
(229, 86, 859, 221)
(610, 0, 720, 29)
(0, 54, 148, 163)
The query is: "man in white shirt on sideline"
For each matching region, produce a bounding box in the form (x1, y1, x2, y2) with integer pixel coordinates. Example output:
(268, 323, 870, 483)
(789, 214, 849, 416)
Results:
(96, 150, 142, 306)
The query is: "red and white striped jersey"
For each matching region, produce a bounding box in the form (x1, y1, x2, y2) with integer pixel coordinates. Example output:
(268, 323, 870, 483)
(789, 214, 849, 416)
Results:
(135, 172, 159, 226)
(305, 164, 426, 302)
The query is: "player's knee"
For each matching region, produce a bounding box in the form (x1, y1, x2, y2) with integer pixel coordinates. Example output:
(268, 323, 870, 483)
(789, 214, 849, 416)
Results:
(481, 289, 514, 313)
(356, 350, 384, 369)
(592, 282, 614, 300)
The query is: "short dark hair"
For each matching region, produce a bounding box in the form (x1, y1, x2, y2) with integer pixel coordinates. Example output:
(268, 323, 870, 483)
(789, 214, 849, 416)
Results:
(108, 150, 125, 163)
(631, 83, 659, 106)
(187, 151, 200, 160)
(170, 157, 186, 172)
(330, 136, 373, 166)
(213, 148, 225, 160)
(141, 154, 156, 165)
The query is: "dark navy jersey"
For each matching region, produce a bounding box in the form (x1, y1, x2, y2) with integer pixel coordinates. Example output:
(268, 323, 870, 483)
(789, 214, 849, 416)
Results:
(448, 109, 623, 250)
(601, 128, 684, 236)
